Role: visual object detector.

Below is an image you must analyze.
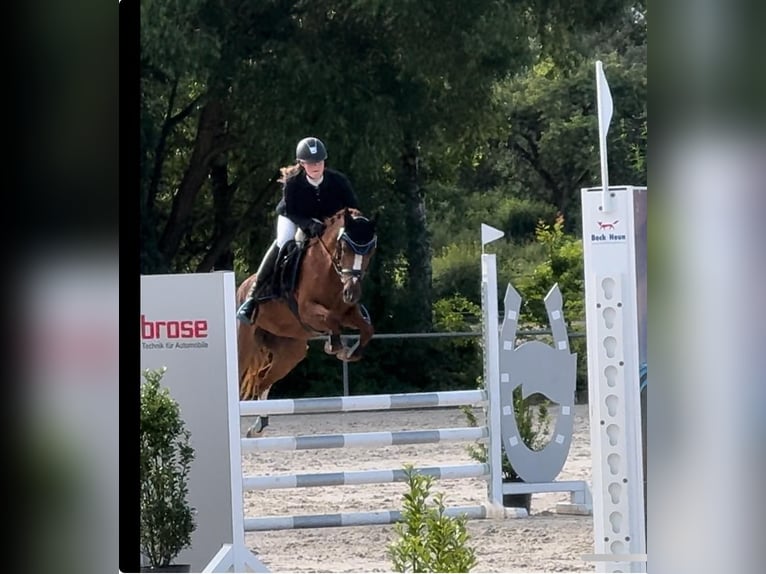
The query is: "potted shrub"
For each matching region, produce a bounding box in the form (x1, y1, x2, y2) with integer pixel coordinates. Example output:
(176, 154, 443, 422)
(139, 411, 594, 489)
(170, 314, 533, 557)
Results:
(463, 379, 551, 514)
(140, 367, 196, 573)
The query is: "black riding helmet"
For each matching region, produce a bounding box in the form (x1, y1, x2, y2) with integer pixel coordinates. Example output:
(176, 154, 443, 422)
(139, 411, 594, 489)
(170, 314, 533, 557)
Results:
(295, 137, 327, 163)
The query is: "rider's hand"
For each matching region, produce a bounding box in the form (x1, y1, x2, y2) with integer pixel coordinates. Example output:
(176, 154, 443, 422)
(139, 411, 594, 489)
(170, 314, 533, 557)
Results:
(307, 220, 325, 236)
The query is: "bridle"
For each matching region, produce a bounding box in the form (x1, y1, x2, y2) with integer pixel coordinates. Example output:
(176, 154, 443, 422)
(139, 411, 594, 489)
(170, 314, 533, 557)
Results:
(316, 223, 377, 280)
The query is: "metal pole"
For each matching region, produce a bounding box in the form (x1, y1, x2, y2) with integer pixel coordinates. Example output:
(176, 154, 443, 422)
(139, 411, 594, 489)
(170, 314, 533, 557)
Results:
(342, 336, 350, 396)
(342, 358, 349, 396)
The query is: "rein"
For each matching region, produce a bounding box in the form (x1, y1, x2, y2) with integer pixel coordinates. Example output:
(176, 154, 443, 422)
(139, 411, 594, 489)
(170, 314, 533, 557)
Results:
(315, 235, 345, 277)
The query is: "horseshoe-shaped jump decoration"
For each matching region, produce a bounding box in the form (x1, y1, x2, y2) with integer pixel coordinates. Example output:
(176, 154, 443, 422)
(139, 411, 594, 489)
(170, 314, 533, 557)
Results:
(499, 283, 577, 483)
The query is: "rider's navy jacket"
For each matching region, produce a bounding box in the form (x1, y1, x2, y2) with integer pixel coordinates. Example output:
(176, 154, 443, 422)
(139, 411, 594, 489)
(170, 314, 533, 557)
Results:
(276, 168, 360, 229)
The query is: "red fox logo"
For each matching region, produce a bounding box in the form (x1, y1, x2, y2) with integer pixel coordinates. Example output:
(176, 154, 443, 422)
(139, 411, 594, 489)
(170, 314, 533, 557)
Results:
(598, 220, 619, 230)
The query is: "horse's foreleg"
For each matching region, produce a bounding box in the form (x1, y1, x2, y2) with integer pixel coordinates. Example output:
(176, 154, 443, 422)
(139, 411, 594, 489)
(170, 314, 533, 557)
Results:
(300, 300, 343, 334)
(299, 300, 347, 356)
(324, 333, 344, 355)
(337, 306, 375, 362)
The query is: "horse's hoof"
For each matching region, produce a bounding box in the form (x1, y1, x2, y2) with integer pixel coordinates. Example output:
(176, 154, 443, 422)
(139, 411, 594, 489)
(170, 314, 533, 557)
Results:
(245, 416, 269, 438)
(337, 347, 362, 362)
(323, 340, 340, 355)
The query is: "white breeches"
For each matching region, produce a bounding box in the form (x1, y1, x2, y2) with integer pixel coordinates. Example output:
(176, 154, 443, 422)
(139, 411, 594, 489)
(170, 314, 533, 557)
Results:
(276, 215, 297, 248)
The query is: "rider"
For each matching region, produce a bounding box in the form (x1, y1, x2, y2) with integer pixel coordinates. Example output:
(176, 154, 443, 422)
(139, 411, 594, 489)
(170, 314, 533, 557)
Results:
(236, 136, 361, 323)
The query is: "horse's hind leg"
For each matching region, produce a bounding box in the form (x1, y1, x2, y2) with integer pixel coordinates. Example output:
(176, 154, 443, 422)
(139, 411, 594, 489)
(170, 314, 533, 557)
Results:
(246, 386, 273, 437)
(241, 344, 276, 436)
(243, 352, 275, 436)
(245, 337, 309, 438)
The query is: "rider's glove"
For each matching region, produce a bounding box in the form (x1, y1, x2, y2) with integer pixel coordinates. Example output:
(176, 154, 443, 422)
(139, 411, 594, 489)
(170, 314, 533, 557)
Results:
(307, 220, 325, 237)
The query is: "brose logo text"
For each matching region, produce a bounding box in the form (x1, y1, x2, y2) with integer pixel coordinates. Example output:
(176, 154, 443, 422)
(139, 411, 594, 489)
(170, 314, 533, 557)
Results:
(141, 314, 209, 340)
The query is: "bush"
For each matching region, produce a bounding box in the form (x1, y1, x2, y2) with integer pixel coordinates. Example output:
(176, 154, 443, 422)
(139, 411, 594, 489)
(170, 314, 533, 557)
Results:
(514, 213, 588, 397)
(432, 242, 482, 303)
(140, 367, 196, 568)
(514, 213, 584, 326)
(500, 196, 560, 242)
(427, 184, 560, 249)
(429, 295, 483, 390)
(388, 465, 478, 573)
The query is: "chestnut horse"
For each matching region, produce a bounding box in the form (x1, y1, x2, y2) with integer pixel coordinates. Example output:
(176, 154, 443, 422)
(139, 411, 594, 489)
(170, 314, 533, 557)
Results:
(237, 207, 378, 435)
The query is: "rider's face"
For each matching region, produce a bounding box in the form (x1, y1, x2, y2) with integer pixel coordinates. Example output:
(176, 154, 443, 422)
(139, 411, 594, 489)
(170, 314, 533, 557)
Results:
(301, 160, 325, 180)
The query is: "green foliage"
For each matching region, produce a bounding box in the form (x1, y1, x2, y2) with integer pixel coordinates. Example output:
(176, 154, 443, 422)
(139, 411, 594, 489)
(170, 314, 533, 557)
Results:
(433, 295, 480, 332)
(463, 378, 551, 482)
(140, 367, 196, 568)
(512, 391, 552, 454)
(430, 295, 483, 390)
(514, 214, 585, 327)
(489, 46, 646, 227)
(501, 197, 562, 242)
(432, 243, 482, 304)
(428, 184, 560, 252)
(388, 465, 478, 573)
(513, 214, 589, 397)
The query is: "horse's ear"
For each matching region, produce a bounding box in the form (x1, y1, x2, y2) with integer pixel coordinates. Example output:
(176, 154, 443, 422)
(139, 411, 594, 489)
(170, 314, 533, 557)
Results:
(343, 208, 352, 226)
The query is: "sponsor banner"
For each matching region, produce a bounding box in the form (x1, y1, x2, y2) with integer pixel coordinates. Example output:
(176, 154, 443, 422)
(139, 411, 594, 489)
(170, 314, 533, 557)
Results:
(140, 272, 238, 572)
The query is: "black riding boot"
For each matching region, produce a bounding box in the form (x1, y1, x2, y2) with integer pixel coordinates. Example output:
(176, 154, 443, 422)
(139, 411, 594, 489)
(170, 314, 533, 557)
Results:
(237, 241, 280, 324)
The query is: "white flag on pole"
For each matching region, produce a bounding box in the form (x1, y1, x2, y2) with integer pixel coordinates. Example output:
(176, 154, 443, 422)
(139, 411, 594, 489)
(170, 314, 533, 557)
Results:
(596, 60, 614, 211)
(596, 61, 613, 141)
(481, 223, 504, 246)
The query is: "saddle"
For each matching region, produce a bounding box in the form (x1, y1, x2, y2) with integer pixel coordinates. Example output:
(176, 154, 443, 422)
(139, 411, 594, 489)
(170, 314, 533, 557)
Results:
(253, 239, 307, 303)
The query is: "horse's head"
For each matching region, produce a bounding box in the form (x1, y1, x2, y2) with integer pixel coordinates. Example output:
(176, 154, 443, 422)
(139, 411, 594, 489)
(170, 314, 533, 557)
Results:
(326, 208, 377, 304)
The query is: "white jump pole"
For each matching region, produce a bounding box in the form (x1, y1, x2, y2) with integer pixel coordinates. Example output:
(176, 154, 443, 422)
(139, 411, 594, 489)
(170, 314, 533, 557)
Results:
(481, 223, 506, 510)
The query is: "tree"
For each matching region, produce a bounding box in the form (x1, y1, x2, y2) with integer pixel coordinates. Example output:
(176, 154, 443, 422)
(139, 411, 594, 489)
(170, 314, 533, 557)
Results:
(487, 4, 647, 230)
(139, 1, 646, 398)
